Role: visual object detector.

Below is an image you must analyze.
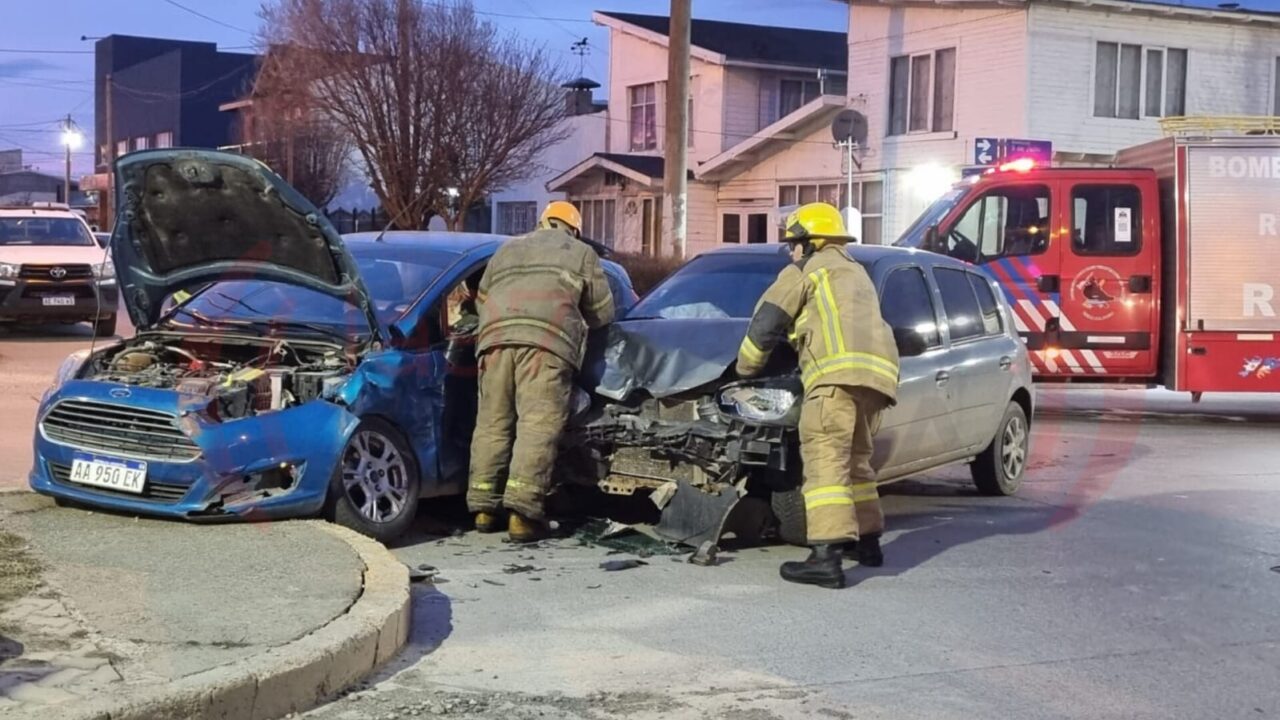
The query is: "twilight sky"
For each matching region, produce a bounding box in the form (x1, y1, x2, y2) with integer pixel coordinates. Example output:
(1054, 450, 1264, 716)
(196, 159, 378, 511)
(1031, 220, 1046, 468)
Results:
(0, 0, 1274, 179)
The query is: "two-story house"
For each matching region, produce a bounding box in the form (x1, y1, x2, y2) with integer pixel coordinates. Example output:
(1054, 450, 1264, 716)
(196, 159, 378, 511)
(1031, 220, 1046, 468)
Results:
(845, 0, 1280, 242)
(548, 12, 853, 254)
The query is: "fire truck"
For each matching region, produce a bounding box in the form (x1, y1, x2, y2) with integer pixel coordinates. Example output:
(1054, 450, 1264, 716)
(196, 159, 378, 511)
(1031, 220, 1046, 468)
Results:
(895, 128, 1280, 399)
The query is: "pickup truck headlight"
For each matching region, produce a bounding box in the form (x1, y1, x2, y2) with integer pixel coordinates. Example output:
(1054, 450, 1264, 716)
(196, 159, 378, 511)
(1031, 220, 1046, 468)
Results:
(92, 262, 115, 280)
(717, 378, 801, 424)
(0, 262, 18, 280)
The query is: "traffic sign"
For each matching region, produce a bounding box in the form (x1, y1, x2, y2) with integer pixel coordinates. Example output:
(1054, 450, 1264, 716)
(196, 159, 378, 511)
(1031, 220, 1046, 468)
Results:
(1004, 138, 1053, 162)
(975, 137, 997, 166)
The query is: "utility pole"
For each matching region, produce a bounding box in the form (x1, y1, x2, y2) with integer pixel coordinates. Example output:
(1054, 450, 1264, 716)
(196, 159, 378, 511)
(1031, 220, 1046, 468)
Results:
(662, 0, 691, 258)
(104, 73, 114, 229)
(63, 114, 73, 204)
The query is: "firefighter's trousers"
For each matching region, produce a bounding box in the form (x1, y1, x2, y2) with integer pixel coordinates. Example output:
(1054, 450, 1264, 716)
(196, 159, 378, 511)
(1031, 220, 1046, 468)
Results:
(798, 384, 888, 544)
(467, 345, 573, 521)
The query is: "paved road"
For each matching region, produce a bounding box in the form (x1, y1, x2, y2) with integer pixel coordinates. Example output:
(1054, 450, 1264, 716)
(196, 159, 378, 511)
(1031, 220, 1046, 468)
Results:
(304, 407, 1280, 719)
(0, 307, 133, 491)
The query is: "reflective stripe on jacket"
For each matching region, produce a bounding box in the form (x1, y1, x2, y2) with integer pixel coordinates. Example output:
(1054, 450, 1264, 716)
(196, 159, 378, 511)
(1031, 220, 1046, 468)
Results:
(476, 228, 615, 369)
(735, 245, 899, 402)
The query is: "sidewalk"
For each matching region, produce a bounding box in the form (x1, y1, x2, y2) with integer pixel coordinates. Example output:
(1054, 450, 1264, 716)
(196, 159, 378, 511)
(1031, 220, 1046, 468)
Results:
(0, 493, 409, 719)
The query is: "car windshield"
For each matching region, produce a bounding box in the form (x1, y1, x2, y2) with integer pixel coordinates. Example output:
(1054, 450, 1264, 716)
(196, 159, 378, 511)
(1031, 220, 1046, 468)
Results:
(167, 244, 455, 339)
(0, 217, 94, 247)
(628, 252, 788, 320)
(894, 187, 968, 249)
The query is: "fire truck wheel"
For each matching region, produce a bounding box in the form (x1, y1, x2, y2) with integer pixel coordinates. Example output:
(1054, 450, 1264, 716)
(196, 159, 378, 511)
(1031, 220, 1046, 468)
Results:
(971, 401, 1029, 496)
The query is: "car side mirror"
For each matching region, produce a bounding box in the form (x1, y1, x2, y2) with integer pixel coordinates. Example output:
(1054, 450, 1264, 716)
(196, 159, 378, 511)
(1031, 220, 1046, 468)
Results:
(893, 326, 928, 358)
(924, 225, 940, 253)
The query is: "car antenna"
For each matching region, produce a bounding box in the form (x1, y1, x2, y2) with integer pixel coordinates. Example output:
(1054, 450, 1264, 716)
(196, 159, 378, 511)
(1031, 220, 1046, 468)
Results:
(370, 186, 441, 243)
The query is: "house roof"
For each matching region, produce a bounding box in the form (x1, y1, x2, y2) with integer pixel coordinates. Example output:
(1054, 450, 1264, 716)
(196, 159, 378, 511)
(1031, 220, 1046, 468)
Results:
(844, 0, 1280, 24)
(546, 153, 695, 193)
(698, 95, 849, 180)
(595, 11, 847, 71)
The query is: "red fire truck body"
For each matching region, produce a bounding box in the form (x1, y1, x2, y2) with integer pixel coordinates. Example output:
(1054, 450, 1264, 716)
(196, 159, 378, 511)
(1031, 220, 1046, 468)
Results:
(897, 136, 1280, 397)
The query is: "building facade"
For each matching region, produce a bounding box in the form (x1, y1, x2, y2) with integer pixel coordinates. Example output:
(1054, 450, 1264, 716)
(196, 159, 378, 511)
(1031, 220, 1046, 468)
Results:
(846, 0, 1280, 242)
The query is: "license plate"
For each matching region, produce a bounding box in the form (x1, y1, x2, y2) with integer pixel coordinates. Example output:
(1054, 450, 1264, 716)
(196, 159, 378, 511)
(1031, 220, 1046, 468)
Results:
(42, 296, 75, 306)
(69, 453, 146, 494)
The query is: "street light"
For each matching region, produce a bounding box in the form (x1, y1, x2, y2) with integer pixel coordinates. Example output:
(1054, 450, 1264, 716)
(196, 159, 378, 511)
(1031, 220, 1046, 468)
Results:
(60, 116, 83, 205)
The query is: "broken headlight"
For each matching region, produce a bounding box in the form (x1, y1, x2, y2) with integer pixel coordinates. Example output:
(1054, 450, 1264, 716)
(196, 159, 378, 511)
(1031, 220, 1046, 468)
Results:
(717, 378, 801, 425)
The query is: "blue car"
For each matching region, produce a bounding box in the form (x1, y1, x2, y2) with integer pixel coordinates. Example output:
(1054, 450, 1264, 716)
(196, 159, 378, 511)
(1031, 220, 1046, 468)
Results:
(29, 149, 636, 542)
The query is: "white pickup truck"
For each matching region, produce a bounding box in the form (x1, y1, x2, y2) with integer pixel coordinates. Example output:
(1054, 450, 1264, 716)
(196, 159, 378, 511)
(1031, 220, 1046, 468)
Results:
(0, 203, 117, 335)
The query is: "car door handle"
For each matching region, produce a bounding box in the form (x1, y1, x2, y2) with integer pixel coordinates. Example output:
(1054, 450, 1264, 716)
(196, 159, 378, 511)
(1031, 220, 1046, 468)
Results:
(999, 356, 1013, 371)
(935, 370, 951, 385)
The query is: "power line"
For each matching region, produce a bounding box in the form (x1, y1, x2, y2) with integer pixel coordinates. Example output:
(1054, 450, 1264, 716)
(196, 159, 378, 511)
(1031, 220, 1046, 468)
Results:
(0, 47, 92, 55)
(160, 0, 254, 35)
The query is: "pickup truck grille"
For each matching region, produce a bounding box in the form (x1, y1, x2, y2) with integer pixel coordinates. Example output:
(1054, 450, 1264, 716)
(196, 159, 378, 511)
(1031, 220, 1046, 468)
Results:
(20, 264, 93, 280)
(47, 462, 190, 503)
(41, 399, 202, 462)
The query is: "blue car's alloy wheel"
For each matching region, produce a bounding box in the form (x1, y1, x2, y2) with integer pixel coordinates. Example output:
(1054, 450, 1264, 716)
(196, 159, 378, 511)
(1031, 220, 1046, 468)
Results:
(327, 418, 419, 542)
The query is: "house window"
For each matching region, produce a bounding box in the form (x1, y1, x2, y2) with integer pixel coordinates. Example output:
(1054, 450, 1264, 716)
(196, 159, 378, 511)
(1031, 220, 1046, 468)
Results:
(1094, 42, 1186, 119)
(133, 136, 149, 151)
(572, 198, 617, 245)
(721, 213, 770, 244)
(496, 201, 537, 236)
(155, 131, 174, 149)
(779, 78, 820, 117)
(116, 140, 128, 157)
(889, 48, 955, 136)
(629, 83, 657, 151)
(722, 213, 741, 244)
(1273, 57, 1280, 115)
(777, 180, 885, 244)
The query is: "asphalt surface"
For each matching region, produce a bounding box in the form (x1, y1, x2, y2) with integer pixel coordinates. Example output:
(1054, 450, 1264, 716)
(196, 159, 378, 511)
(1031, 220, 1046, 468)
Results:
(2, 495, 362, 682)
(303, 405, 1280, 720)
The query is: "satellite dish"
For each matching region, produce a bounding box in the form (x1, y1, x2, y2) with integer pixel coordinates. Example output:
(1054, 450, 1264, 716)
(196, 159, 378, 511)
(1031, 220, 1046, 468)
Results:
(831, 109, 868, 146)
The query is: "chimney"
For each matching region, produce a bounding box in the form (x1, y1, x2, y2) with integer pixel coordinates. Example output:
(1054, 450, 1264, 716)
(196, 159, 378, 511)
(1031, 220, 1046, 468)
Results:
(561, 77, 601, 117)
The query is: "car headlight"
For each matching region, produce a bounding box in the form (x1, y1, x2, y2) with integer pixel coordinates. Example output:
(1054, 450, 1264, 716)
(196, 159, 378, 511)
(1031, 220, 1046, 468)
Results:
(52, 350, 91, 388)
(0, 262, 18, 280)
(92, 262, 115, 279)
(717, 379, 801, 424)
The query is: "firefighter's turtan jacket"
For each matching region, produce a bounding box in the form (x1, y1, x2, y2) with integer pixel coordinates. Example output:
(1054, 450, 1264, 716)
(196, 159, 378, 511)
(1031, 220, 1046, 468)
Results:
(476, 228, 615, 368)
(736, 245, 899, 402)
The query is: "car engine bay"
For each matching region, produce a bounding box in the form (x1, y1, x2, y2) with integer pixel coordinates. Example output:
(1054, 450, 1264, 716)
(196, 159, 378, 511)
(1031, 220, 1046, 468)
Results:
(83, 335, 353, 419)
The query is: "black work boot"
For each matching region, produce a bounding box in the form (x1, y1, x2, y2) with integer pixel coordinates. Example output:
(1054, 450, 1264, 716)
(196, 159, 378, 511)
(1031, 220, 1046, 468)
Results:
(779, 544, 846, 589)
(854, 533, 883, 567)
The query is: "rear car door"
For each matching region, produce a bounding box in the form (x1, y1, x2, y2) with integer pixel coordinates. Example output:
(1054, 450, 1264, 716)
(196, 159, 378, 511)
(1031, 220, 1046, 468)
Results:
(871, 262, 959, 476)
(1056, 177, 1159, 377)
(931, 264, 1010, 453)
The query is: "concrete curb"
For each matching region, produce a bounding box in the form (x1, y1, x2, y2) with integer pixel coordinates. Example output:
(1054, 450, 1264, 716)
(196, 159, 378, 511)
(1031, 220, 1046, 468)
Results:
(60, 521, 410, 720)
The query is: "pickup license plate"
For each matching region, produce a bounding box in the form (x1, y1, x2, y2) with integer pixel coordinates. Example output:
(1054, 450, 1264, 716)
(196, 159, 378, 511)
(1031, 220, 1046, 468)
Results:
(69, 453, 146, 494)
(42, 295, 75, 307)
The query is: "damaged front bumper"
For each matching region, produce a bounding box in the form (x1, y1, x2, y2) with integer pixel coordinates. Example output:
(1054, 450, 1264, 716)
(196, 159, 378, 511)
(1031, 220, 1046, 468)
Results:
(29, 380, 360, 521)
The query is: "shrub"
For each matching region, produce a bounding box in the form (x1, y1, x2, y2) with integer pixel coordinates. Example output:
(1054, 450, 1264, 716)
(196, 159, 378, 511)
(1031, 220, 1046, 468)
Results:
(612, 252, 686, 296)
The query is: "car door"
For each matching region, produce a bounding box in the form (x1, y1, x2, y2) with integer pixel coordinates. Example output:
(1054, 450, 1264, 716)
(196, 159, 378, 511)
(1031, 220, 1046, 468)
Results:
(930, 264, 1015, 452)
(870, 262, 960, 478)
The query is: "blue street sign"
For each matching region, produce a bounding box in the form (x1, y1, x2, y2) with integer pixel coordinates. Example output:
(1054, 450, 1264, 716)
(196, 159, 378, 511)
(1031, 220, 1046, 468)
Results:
(974, 137, 997, 166)
(1004, 138, 1053, 162)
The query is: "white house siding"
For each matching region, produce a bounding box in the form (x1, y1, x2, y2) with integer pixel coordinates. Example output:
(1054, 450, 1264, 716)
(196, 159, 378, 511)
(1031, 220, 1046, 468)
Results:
(722, 67, 762, 151)
(849, 4, 1030, 239)
(686, 180, 720, 255)
(490, 113, 607, 235)
(1027, 4, 1280, 155)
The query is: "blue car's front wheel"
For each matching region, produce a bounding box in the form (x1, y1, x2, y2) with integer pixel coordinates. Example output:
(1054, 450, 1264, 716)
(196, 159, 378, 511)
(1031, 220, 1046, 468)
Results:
(325, 417, 420, 543)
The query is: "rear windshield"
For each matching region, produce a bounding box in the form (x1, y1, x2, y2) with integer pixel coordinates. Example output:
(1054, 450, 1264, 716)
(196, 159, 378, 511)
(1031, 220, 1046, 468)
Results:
(0, 217, 94, 247)
(628, 252, 788, 320)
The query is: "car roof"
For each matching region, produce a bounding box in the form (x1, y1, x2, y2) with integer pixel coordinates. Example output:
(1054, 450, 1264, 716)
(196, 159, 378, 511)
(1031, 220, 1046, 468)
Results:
(0, 207, 84, 219)
(694, 242, 960, 268)
(342, 230, 506, 258)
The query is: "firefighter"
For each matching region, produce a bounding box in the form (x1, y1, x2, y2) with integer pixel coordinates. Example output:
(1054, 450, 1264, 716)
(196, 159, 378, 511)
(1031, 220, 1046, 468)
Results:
(736, 202, 899, 589)
(467, 201, 616, 543)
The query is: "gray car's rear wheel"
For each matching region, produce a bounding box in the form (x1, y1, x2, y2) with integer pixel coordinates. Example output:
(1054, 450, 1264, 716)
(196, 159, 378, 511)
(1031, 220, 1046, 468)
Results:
(326, 417, 419, 543)
(971, 401, 1029, 496)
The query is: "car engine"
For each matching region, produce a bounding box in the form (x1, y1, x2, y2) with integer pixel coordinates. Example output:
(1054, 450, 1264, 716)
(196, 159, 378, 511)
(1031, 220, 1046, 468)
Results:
(84, 336, 352, 419)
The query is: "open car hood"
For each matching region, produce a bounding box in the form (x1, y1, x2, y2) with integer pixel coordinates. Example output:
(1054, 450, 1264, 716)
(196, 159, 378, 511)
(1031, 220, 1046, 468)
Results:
(581, 318, 750, 400)
(112, 150, 380, 338)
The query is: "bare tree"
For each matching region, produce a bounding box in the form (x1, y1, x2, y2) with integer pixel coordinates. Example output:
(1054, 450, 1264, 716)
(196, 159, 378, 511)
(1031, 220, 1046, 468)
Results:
(259, 0, 568, 230)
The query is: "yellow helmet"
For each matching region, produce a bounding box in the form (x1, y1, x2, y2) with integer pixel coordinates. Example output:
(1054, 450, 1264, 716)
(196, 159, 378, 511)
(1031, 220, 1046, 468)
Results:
(540, 201, 582, 236)
(783, 202, 852, 249)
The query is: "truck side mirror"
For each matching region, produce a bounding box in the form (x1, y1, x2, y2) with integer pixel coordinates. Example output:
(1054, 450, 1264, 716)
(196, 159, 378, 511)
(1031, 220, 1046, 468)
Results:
(924, 225, 940, 253)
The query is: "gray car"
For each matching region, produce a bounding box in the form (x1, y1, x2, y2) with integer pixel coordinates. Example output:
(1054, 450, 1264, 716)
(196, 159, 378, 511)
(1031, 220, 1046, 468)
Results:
(563, 243, 1035, 548)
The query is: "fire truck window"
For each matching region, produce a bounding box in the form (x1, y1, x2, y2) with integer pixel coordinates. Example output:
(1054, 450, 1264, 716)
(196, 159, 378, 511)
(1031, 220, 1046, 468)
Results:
(935, 267, 984, 342)
(947, 185, 1050, 264)
(879, 266, 941, 348)
(1072, 184, 1142, 255)
(968, 271, 1004, 335)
